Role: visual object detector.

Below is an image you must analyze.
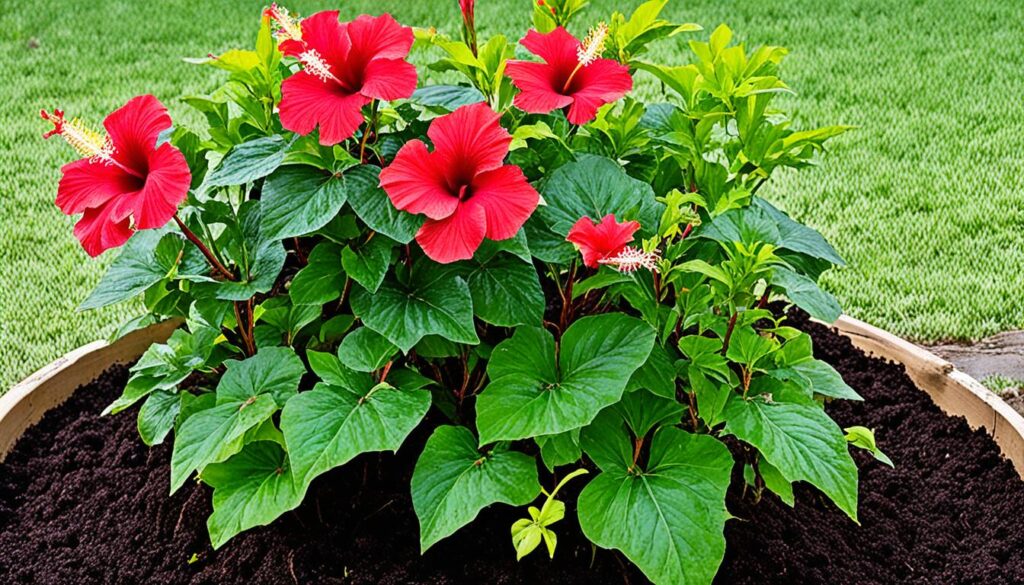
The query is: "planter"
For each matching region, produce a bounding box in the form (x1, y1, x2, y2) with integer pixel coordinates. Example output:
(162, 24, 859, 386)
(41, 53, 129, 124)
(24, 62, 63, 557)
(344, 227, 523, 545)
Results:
(2, 315, 1024, 583)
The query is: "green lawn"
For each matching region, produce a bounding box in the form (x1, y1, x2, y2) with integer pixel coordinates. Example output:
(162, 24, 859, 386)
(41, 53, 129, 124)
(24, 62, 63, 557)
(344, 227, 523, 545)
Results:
(3, 0, 1023, 391)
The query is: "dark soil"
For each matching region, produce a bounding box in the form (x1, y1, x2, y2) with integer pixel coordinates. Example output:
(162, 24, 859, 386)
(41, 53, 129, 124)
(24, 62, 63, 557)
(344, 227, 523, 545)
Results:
(2, 314, 1024, 584)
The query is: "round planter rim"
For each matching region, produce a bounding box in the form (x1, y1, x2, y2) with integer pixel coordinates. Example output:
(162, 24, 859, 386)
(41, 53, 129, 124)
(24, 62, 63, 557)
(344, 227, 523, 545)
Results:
(1, 316, 1022, 478)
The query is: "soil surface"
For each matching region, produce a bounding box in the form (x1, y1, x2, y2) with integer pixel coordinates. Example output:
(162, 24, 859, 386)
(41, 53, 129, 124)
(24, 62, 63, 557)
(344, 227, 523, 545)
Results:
(2, 314, 1024, 584)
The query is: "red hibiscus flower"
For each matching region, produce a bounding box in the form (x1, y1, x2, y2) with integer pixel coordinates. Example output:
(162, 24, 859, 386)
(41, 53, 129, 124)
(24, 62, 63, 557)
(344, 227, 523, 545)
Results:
(276, 10, 417, 146)
(379, 103, 539, 264)
(566, 214, 640, 268)
(41, 95, 191, 257)
(505, 25, 633, 125)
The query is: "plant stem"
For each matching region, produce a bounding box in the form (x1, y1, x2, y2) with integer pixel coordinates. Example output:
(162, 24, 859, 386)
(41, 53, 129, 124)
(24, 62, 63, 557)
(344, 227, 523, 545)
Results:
(174, 214, 235, 281)
(721, 311, 739, 355)
(359, 100, 380, 164)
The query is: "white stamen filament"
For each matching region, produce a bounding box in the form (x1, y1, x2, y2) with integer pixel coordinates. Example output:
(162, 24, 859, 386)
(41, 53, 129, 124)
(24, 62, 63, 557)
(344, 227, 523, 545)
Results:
(599, 246, 661, 273)
(577, 22, 608, 67)
(299, 49, 338, 83)
(266, 3, 303, 44)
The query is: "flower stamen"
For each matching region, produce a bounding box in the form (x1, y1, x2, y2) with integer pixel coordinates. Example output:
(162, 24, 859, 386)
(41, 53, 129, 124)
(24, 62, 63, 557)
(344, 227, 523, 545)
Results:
(299, 48, 339, 84)
(562, 23, 608, 95)
(40, 109, 115, 163)
(599, 246, 661, 273)
(577, 22, 608, 67)
(263, 3, 303, 45)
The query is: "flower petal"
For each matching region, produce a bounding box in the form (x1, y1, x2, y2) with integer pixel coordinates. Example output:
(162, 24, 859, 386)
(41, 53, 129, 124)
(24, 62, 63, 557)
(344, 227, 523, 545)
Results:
(520, 27, 579, 73)
(346, 13, 414, 62)
(505, 60, 574, 114)
(566, 214, 639, 268)
(428, 103, 511, 178)
(103, 94, 172, 173)
(380, 140, 459, 220)
(109, 143, 191, 230)
(296, 10, 350, 64)
(415, 202, 487, 264)
(471, 165, 539, 241)
(361, 58, 417, 101)
(567, 58, 633, 125)
(55, 158, 142, 216)
(73, 201, 134, 257)
(279, 71, 369, 145)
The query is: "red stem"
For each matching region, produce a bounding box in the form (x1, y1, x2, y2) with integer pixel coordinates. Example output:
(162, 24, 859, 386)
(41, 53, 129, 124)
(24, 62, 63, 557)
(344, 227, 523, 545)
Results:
(174, 214, 235, 281)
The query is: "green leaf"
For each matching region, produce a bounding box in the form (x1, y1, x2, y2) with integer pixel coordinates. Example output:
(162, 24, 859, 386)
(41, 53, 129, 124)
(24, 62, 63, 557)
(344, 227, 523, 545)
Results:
(341, 236, 394, 293)
(614, 389, 684, 437)
(411, 426, 540, 551)
(754, 198, 844, 266)
(281, 380, 430, 494)
(535, 429, 582, 471)
(204, 441, 302, 549)
(137, 390, 181, 446)
(261, 165, 349, 241)
(212, 201, 287, 301)
(346, 165, 422, 243)
(81, 231, 208, 310)
(721, 392, 859, 520)
(774, 358, 863, 401)
(461, 252, 544, 327)
(773, 266, 842, 324)
(627, 344, 677, 399)
(217, 346, 305, 407)
(412, 85, 486, 110)
(289, 241, 345, 305)
(308, 350, 373, 391)
(170, 395, 278, 494)
(578, 424, 732, 585)
(350, 259, 478, 352)
(337, 327, 398, 372)
(475, 313, 656, 444)
(760, 458, 795, 506)
(845, 426, 894, 467)
(207, 135, 290, 186)
(538, 154, 662, 237)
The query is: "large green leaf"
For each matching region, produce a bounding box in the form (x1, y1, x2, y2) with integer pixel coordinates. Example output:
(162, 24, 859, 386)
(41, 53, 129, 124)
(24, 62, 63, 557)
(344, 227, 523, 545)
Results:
(169, 347, 304, 494)
(411, 426, 540, 551)
(412, 85, 486, 110)
(538, 154, 662, 236)
(475, 313, 656, 444)
(217, 346, 305, 406)
(281, 380, 430, 494)
(288, 241, 345, 305)
(341, 235, 394, 293)
(578, 416, 732, 585)
(169, 395, 278, 494)
(721, 391, 859, 520)
(81, 231, 208, 309)
(206, 135, 290, 186)
(211, 201, 287, 301)
(460, 252, 544, 327)
(203, 441, 302, 549)
(137, 390, 181, 447)
(337, 327, 398, 372)
(261, 165, 349, 241)
(350, 259, 478, 352)
(754, 198, 844, 265)
(773, 266, 841, 323)
(346, 165, 423, 243)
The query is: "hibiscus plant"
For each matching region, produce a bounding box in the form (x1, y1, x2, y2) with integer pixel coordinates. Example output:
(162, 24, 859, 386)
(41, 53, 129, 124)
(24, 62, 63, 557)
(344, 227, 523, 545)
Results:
(41, 1, 881, 583)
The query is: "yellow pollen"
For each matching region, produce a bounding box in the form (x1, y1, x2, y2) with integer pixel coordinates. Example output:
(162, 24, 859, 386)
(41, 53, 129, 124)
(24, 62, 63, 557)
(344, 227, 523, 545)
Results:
(577, 22, 608, 67)
(63, 118, 115, 163)
(266, 3, 303, 44)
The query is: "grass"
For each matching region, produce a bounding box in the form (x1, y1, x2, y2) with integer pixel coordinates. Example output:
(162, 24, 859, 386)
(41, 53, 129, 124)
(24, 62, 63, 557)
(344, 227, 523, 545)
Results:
(2, 0, 1024, 391)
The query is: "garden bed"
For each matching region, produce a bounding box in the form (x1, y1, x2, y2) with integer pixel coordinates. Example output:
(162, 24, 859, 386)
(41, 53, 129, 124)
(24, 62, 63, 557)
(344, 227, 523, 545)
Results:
(1, 313, 1023, 584)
